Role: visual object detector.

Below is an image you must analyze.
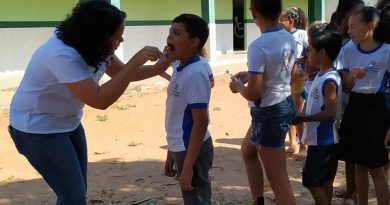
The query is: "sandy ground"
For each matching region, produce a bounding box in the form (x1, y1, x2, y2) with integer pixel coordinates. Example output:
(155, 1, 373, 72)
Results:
(0, 57, 382, 205)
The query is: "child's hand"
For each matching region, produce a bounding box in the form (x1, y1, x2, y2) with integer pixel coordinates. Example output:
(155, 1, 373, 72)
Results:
(233, 71, 249, 84)
(179, 167, 194, 191)
(164, 152, 176, 177)
(351, 67, 366, 79)
(293, 112, 305, 125)
(384, 127, 390, 149)
(229, 79, 243, 93)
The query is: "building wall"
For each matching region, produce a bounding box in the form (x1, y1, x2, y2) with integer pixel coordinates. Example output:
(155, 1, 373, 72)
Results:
(0, 0, 309, 73)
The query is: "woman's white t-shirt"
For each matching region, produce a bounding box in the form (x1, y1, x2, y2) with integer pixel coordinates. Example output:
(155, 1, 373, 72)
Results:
(10, 35, 110, 134)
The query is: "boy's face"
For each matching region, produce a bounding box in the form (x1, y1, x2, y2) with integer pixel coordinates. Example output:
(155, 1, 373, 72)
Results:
(167, 22, 198, 60)
(307, 43, 320, 67)
(278, 12, 291, 30)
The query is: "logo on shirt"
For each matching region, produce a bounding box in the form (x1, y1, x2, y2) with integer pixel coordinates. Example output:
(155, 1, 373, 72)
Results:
(171, 83, 180, 97)
(257, 65, 265, 72)
(364, 61, 379, 73)
(310, 86, 319, 100)
(281, 48, 294, 70)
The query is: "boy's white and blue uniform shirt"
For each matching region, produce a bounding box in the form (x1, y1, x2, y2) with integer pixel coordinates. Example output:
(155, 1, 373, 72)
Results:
(165, 55, 211, 152)
(341, 43, 390, 94)
(302, 69, 341, 146)
(247, 27, 297, 107)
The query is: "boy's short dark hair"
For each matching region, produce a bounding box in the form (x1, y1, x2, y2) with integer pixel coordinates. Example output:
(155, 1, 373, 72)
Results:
(251, 0, 282, 20)
(310, 30, 342, 61)
(172, 14, 209, 51)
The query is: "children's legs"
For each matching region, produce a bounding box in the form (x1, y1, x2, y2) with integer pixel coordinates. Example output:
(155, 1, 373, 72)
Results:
(241, 125, 264, 200)
(369, 166, 389, 205)
(171, 138, 214, 205)
(308, 187, 329, 205)
(345, 162, 356, 200)
(287, 127, 297, 153)
(355, 164, 369, 205)
(258, 146, 295, 205)
(289, 93, 305, 154)
(296, 123, 306, 155)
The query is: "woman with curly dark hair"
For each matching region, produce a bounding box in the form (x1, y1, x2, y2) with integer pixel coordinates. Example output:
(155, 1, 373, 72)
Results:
(7, 0, 170, 204)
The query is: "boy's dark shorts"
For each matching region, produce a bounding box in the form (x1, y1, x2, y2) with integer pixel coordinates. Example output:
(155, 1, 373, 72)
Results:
(302, 144, 338, 188)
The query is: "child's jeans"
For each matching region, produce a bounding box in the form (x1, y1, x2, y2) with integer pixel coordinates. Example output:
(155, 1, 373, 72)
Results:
(8, 124, 88, 205)
(170, 137, 214, 205)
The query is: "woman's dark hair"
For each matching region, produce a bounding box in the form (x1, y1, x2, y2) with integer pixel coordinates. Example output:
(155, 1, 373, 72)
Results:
(250, 0, 282, 20)
(335, 0, 364, 25)
(325, 12, 338, 31)
(285, 7, 308, 29)
(352, 6, 390, 43)
(56, 0, 126, 70)
(311, 30, 342, 61)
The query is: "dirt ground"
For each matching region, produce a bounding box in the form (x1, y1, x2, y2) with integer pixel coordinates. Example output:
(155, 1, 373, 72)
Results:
(0, 77, 382, 205)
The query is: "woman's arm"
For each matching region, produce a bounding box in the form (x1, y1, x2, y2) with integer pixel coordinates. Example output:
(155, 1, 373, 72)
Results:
(64, 46, 162, 110)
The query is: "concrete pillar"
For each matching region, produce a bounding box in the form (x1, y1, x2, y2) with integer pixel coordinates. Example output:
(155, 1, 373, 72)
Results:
(309, 0, 325, 23)
(201, 0, 217, 62)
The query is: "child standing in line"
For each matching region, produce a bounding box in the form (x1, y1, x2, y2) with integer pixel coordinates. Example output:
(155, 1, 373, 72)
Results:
(230, 0, 296, 204)
(294, 30, 343, 205)
(163, 13, 213, 205)
(339, 6, 390, 205)
(279, 7, 308, 155)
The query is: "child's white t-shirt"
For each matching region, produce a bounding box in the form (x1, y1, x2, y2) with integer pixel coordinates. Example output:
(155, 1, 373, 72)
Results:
(290, 29, 308, 73)
(302, 69, 341, 146)
(165, 55, 211, 152)
(10, 35, 110, 134)
(341, 43, 390, 94)
(247, 27, 297, 107)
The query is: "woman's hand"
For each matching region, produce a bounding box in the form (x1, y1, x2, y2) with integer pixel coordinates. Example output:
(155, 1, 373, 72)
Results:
(130, 46, 162, 67)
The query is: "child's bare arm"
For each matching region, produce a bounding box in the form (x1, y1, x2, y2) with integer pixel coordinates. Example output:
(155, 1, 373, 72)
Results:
(234, 73, 263, 101)
(180, 108, 208, 191)
(297, 81, 338, 122)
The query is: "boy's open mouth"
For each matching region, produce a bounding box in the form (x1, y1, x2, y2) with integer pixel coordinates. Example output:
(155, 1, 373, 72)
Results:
(167, 43, 175, 52)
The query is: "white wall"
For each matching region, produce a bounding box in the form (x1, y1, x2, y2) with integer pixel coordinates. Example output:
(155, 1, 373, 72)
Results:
(0, 28, 54, 72)
(325, 0, 380, 22)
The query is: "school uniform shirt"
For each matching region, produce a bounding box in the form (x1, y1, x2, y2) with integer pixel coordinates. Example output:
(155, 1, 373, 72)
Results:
(290, 29, 308, 73)
(341, 43, 390, 94)
(334, 39, 353, 70)
(302, 69, 341, 146)
(247, 27, 297, 107)
(165, 55, 211, 152)
(171, 56, 213, 78)
(10, 34, 111, 134)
